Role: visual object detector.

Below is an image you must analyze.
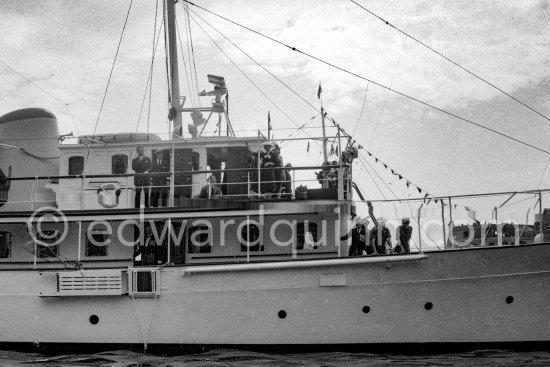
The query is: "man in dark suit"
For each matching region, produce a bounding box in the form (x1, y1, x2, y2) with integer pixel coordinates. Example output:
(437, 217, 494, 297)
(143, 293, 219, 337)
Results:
(150, 150, 169, 207)
(341, 217, 370, 256)
(131, 147, 151, 208)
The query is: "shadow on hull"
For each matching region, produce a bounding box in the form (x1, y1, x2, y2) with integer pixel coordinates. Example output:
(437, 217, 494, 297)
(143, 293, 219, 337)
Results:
(1, 341, 549, 356)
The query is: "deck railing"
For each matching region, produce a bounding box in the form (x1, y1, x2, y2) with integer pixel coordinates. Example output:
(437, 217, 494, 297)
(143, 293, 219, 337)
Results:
(350, 188, 550, 252)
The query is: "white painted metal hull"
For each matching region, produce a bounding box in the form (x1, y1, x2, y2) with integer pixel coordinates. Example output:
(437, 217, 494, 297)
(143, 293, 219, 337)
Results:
(0, 244, 548, 347)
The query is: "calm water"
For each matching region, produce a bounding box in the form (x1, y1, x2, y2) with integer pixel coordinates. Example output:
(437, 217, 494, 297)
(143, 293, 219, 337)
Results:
(0, 349, 549, 367)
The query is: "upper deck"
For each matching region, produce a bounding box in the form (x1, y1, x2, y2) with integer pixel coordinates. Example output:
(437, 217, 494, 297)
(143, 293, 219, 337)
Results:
(0, 108, 353, 214)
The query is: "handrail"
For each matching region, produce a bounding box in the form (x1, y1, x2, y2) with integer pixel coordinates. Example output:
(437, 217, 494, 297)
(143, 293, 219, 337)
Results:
(181, 253, 426, 274)
(2, 164, 349, 182)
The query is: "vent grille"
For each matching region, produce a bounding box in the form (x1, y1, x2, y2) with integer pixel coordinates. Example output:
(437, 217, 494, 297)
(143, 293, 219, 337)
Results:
(128, 268, 160, 297)
(56, 270, 123, 296)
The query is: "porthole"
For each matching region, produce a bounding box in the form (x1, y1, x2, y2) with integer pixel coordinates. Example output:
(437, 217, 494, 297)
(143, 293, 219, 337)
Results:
(89, 315, 99, 325)
(362, 306, 371, 314)
(278, 310, 287, 319)
(424, 302, 433, 310)
(506, 296, 514, 304)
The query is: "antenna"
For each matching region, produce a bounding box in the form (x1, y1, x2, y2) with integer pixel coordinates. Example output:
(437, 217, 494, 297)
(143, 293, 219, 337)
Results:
(182, 74, 235, 138)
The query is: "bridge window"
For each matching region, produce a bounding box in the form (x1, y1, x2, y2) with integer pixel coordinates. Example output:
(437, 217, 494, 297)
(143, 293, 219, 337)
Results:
(187, 226, 211, 254)
(112, 154, 128, 174)
(0, 231, 11, 258)
(68, 156, 84, 175)
(36, 230, 59, 258)
(86, 230, 109, 257)
(240, 223, 263, 252)
(297, 222, 318, 250)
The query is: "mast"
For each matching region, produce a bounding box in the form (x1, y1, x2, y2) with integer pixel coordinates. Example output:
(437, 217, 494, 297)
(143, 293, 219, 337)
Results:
(165, 0, 183, 135)
(164, 0, 180, 207)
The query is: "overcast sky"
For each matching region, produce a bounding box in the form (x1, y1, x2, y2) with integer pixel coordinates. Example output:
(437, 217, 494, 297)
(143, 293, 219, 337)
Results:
(1, 0, 549, 223)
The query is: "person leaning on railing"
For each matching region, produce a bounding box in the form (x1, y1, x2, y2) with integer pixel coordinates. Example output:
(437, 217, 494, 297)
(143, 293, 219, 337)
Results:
(395, 217, 413, 253)
(370, 217, 392, 254)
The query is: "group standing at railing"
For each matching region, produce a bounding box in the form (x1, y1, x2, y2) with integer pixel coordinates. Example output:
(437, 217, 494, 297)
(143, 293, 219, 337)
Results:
(132, 147, 171, 208)
(341, 216, 413, 256)
(249, 142, 292, 197)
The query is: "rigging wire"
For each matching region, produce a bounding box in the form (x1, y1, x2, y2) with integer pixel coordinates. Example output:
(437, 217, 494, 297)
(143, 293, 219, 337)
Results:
(28, 45, 149, 83)
(135, 10, 164, 134)
(181, 0, 550, 156)
(147, 0, 160, 134)
(176, 17, 197, 107)
(186, 6, 320, 114)
(349, 0, 550, 124)
(0, 60, 81, 137)
(368, 34, 407, 147)
(358, 155, 441, 249)
(351, 84, 369, 137)
(184, 4, 201, 107)
(187, 14, 308, 134)
(537, 157, 550, 189)
(90, 0, 134, 138)
(185, 8, 326, 149)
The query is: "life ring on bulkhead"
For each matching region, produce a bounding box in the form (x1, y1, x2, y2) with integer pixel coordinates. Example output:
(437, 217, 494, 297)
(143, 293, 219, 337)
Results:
(97, 183, 122, 208)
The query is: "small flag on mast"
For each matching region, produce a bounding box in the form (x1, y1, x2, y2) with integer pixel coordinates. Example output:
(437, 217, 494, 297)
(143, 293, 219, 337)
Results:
(317, 83, 322, 99)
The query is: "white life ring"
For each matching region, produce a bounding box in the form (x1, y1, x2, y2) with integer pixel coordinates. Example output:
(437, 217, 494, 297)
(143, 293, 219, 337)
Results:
(97, 183, 122, 209)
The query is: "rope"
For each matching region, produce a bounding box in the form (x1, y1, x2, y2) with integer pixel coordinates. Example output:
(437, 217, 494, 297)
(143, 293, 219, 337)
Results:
(186, 7, 201, 107)
(368, 34, 407, 147)
(147, 0, 160, 134)
(187, 7, 320, 114)
(181, 0, 550, 156)
(349, 0, 550, 124)
(176, 16, 196, 108)
(90, 0, 134, 138)
(135, 15, 164, 134)
(188, 15, 304, 131)
(351, 84, 369, 137)
(130, 294, 147, 351)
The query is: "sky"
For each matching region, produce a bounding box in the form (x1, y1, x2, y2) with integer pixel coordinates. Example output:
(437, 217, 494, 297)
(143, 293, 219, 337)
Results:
(1, 0, 550, 225)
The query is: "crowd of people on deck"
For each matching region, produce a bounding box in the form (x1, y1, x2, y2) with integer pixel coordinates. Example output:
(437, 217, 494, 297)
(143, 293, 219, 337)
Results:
(341, 210, 413, 256)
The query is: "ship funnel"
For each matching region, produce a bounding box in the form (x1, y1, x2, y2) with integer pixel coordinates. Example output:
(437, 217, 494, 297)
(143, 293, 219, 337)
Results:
(0, 108, 60, 211)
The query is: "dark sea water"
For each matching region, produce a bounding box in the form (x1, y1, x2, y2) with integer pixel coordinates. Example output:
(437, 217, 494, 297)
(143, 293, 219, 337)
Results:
(1, 349, 550, 367)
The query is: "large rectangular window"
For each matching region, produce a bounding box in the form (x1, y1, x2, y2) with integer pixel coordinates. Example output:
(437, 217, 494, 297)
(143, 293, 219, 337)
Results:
(296, 222, 318, 250)
(68, 156, 84, 175)
(0, 231, 11, 258)
(86, 230, 109, 257)
(36, 230, 59, 258)
(187, 226, 211, 254)
(240, 223, 263, 252)
(112, 154, 128, 174)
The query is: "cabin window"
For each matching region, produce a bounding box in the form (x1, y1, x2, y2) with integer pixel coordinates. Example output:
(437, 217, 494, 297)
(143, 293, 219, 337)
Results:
(240, 223, 263, 252)
(68, 156, 84, 175)
(187, 226, 211, 254)
(112, 154, 128, 174)
(36, 230, 59, 258)
(0, 231, 11, 258)
(296, 222, 318, 250)
(86, 230, 109, 257)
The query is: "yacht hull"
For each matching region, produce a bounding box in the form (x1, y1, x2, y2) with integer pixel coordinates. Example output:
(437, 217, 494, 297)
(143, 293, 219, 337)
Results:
(0, 244, 548, 349)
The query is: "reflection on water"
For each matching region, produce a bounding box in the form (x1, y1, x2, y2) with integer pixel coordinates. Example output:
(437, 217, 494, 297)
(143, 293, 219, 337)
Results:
(0, 349, 549, 367)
